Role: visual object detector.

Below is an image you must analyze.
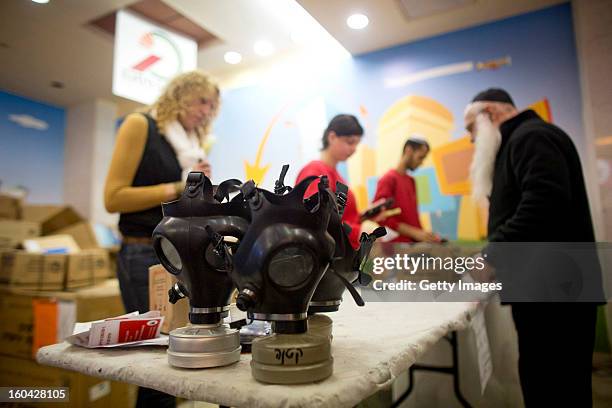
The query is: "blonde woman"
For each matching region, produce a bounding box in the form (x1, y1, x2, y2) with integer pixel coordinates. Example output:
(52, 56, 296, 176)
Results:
(104, 70, 219, 408)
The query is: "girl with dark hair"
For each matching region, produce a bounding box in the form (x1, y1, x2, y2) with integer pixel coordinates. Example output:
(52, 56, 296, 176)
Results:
(295, 114, 363, 248)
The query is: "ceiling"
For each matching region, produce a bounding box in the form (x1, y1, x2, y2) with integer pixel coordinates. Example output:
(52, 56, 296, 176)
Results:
(298, 0, 565, 55)
(89, 0, 219, 48)
(0, 0, 565, 108)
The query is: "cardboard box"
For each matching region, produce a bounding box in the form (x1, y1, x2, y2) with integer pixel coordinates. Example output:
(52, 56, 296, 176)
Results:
(0, 193, 22, 219)
(0, 280, 125, 360)
(0, 220, 41, 248)
(0, 249, 111, 291)
(21, 205, 83, 235)
(0, 251, 66, 290)
(56, 221, 100, 250)
(65, 249, 111, 289)
(0, 354, 136, 408)
(23, 234, 81, 254)
(149, 264, 189, 334)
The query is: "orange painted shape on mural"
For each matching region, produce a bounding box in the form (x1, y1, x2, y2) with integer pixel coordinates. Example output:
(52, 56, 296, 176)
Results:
(528, 98, 552, 123)
(431, 136, 474, 196)
(596, 136, 612, 146)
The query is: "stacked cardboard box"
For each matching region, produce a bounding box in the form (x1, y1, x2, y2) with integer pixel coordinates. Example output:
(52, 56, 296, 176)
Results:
(0, 200, 136, 404)
(0, 249, 112, 291)
(21, 205, 83, 236)
(64, 249, 112, 289)
(0, 219, 41, 248)
(1, 202, 104, 251)
(0, 250, 66, 290)
(0, 193, 23, 219)
(0, 279, 135, 407)
(0, 279, 125, 359)
(149, 264, 189, 334)
(0, 200, 117, 290)
(0, 354, 136, 408)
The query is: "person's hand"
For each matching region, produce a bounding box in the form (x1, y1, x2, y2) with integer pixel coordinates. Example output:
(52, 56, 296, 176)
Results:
(469, 253, 495, 283)
(193, 159, 211, 178)
(413, 229, 440, 243)
(372, 212, 388, 223)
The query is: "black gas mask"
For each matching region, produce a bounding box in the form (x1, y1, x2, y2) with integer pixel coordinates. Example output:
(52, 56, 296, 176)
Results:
(309, 194, 386, 313)
(275, 165, 386, 314)
(230, 175, 335, 334)
(152, 172, 250, 325)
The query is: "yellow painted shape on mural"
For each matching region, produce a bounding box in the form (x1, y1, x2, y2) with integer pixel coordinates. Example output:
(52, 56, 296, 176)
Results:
(420, 212, 432, 233)
(347, 144, 376, 188)
(244, 161, 270, 186)
(353, 184, 369, 213)
(376, 95, 454, 176)
(479, 204, 488, 238)
(431, 136, 474, 196)
(457, 195, 488, 240)
(244, 109, 284, 184)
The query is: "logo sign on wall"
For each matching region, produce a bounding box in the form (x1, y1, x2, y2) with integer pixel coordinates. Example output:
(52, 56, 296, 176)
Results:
(112, 10, 197, 104)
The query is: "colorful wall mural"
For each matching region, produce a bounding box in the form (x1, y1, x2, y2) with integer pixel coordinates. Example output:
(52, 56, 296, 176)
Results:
(209, 3, 585, 241)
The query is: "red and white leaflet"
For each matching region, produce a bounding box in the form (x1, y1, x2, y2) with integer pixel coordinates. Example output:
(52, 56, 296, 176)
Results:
(67, 311, 167, 348)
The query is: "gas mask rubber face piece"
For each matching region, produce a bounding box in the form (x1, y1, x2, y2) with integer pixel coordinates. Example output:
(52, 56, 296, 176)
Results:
(307, 181, 387, 313)
(231, 175, 335, 333)
(152, 172, 251, 325)
(273, 164, 387, 314)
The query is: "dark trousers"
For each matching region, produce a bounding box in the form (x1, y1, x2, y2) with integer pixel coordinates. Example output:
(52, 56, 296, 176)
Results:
(117, 243, 176, 408)
(511, 303, 597, 407)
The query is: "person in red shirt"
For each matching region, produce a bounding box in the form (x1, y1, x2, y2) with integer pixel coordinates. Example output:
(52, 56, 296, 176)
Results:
(374, 137, 441, 243)
(296, 114, 363, 248)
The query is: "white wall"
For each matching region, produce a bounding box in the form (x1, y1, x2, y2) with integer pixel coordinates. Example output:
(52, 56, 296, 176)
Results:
(63, 99, 118, 226)
(572, 0, 612, 351)
(573, 0, 612, 241)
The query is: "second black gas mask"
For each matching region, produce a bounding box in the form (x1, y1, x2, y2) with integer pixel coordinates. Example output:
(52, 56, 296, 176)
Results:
(230, 175, 335, 332)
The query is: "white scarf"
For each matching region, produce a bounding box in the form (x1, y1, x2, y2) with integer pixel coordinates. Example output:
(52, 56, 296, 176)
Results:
(163, 120, 207, 181)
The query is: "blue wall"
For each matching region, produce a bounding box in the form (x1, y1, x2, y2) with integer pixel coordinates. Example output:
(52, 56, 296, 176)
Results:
(0, 91, 65, 203)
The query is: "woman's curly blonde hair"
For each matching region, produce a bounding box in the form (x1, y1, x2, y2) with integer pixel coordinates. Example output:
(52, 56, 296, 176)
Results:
(151, 70, 220, 138)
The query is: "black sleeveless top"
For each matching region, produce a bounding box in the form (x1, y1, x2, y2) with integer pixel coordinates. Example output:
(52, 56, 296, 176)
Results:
(118, 114, 182, 237)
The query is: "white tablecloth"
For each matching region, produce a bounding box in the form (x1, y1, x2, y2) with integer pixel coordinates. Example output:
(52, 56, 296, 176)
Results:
(37, 301, 478, 408)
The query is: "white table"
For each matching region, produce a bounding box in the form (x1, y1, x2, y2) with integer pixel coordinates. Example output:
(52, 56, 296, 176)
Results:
(37, 301, 478, 408)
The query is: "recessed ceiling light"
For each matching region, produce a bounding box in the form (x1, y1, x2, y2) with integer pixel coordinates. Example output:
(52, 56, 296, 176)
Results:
(254, 40, 275, 57)
(346, 13, 369, 30)
(224, 51, 242, 65)
(31, 0, 50, 3)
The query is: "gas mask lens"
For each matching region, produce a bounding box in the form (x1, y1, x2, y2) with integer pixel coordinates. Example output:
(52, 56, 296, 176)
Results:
(267, 247, 314, 288)
(159, 236, 183, 272)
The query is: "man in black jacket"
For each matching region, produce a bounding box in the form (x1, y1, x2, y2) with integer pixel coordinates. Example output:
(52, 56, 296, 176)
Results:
(464, 88, 598, 407)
